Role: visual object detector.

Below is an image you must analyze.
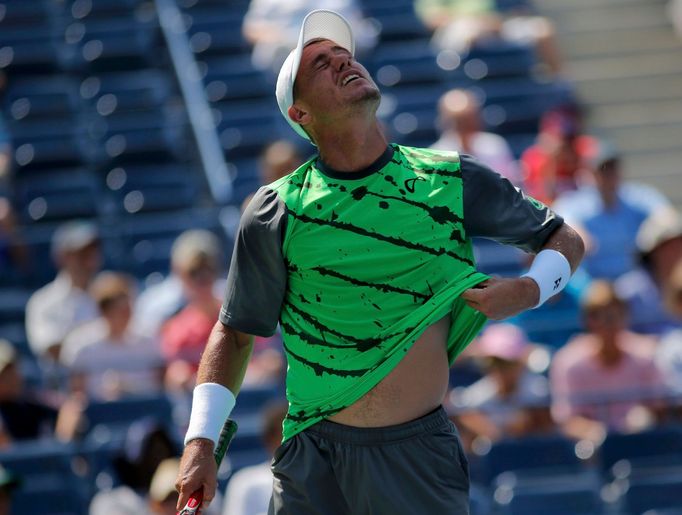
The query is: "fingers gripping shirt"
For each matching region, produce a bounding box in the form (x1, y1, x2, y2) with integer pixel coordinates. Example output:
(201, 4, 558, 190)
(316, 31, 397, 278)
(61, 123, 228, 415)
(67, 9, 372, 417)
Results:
(221, 145, 564, 441)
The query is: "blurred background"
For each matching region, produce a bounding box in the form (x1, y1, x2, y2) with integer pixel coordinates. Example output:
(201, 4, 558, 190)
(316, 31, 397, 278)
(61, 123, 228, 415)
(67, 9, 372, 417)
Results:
(0, 0, 682, 514)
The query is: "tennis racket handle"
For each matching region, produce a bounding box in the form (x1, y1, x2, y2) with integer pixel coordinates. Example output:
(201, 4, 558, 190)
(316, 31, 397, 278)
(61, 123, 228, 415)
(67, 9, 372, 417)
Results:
(178, 490, 203, 515)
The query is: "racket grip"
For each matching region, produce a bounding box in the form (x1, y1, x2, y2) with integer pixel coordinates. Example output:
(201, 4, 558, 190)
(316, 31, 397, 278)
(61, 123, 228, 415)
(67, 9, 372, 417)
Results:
(177, 419, 238, 515)
(178, 490, 203, 515)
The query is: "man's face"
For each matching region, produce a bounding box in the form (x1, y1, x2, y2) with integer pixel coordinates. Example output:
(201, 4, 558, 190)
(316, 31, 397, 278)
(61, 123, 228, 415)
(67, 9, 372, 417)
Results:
(292, 39, 380, 132)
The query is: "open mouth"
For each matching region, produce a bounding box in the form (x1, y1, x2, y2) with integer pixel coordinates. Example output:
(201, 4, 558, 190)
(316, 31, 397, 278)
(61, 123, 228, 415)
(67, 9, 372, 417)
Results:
(342, 74, 361, 86)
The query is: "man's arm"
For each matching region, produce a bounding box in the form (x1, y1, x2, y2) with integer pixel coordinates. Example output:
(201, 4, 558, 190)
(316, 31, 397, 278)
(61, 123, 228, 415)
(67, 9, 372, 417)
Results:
(176, 322, 254, 511)
(458, 155, 585, 319)
(462, 224, 584, 319)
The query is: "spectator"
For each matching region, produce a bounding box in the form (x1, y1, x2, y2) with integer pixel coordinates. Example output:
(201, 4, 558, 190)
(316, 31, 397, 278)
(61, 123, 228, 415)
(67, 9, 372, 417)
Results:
(448, 323, 552, 450)
(431, 89, 521, 184)
(60, 271, 164, 401)
(90, 419, 181, 514)
(415, 0, 563, 75)
(656, 260, 682, 395)
(0, 465, 18, 515)
(241, 140, 305, 213)
(148, 458, 181, 515)
(133, 230, 226, 340)
(0, 339, 82, 443)
(0, 71, 12, 196)
(242, 0, 378, 75)
(161, 231, 223, 372)
(550, 281, 666, 444)
(0, 197, 30, 283)
(25, 221, 101, 362)
(222, 402, 288, 515)
(148, 457, 222, 515)
(521, 108, 595, 205)
(552, 142, 670, 280)
(616, 208, 682, 334)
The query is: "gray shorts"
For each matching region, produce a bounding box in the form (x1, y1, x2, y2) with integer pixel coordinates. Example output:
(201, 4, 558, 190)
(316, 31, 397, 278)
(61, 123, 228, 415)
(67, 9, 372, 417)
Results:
(268, 406, 470, 515)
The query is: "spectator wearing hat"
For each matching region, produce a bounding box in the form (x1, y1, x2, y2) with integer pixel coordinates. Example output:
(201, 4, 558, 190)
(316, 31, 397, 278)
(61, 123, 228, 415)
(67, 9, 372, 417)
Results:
(222, 401, 287, 515)
(616, 208, 682, 334)
(133, 230, 226, 340)
(447, 323, 553, 450)
(431, 89, 521, 185)
(60, 271, 164, 401)
(25, 220, 101, 363)
(160, 231, 224, 373)
(552, 142, 670, 281)
(550, 281, 666, 444)
(0, 339, 82, 443)
(0, 464, 19, 515)
(146, 457, 222, 515)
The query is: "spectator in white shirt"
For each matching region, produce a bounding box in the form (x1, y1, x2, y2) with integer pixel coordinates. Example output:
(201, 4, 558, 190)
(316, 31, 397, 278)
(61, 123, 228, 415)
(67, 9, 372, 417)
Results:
(25, 221, 101, 362)
(242, 0, 378, 75)
(62, 271, 164, 401)
(431, 89, 521, 185)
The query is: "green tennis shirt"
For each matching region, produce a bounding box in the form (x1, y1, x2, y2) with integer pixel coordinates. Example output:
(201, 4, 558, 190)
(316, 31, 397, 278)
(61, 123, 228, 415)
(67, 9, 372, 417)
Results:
(220, 144, 564, 441)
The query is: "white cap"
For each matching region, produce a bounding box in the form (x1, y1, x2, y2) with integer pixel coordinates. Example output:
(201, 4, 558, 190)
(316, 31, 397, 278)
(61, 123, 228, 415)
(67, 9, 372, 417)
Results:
(275, 10, 355, 142)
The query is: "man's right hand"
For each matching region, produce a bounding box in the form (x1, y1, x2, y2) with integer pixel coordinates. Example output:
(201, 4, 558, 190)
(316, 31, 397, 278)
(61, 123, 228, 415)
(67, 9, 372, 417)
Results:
(175, 438, 218, 512)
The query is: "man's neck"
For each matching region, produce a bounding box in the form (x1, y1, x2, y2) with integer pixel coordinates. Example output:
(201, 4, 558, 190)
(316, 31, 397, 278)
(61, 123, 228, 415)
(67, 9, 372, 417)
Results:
(316, 120, 388, 173)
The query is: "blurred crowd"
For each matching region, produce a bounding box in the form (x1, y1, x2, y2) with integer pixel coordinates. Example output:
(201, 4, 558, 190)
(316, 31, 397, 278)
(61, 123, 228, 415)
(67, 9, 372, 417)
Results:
(0, 0, 681, 514)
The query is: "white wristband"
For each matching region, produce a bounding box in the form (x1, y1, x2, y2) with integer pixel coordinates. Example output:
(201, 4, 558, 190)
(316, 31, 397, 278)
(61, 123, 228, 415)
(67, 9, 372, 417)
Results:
(184, 382, 236, 447)
(522, 249, 571, 308)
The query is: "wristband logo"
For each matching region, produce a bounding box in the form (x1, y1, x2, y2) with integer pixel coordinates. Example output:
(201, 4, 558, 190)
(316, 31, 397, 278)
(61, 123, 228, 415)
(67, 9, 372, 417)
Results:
(553, 277, 562, 290)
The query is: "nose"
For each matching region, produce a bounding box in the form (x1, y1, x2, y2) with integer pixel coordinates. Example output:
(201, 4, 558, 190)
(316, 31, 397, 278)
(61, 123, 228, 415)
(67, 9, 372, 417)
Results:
(333, 52, 351, 71)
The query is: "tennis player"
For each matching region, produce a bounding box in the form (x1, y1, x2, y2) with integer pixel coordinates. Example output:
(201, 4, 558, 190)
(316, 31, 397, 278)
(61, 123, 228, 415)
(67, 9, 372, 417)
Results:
(176, 10, 584, 514)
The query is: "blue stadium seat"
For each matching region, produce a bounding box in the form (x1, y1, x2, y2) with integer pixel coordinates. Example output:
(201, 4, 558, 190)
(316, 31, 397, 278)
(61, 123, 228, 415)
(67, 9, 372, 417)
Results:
(477, 434, 586, 484)
(82, 394, 174, 435)
(102, 162, 199, 214)
(13, 169, 100, 222)
(623, 473, 682, 514)
(0, 440, 89, 515)
(2, 76, 79, 122)
(366, 9, 430, 42)
(186, 10, 249, 57)
(0, 288, 31, 324)
(59, 17, 159, 72)
(369, 40, 451, 87)
(600, 426, 682, 475)
(495, 482, 604, 515)
(79, 70, 172, 112)
(463, 41, 536, 80)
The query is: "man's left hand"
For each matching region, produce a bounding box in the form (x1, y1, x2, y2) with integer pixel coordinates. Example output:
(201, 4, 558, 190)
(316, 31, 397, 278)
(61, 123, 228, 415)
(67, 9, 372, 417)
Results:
(461, 277, 539, 320)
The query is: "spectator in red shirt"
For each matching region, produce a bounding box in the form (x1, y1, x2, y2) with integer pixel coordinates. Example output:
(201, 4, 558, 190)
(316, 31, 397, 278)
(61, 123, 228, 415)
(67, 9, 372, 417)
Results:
(521, 108, 596, 205)
(161, 230, 224, 374)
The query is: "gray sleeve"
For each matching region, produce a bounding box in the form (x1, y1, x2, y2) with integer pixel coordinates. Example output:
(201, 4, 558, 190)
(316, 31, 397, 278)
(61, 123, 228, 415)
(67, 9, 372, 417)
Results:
(220, 187, 287, 337)
(461, 154, 564, 253)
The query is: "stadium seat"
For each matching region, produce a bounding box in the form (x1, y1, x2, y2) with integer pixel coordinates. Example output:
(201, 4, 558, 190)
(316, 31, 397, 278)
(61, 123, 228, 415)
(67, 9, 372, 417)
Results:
(495, 482, 604, 515)
(623, 473, 682, 514)
(0, 288, 31, 324)
(600, 426, 682, 475)
(102, 162, 199, 214)
(81, 394, 175, 436)
(368, 40, 451, 87)
(477, 434, 586, 484)
(13, 169, 100, 222)
(0, 440, 89, 515)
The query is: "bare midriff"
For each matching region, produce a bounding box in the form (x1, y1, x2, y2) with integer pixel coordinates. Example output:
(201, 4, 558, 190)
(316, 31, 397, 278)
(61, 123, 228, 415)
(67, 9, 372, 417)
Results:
(328, 315, 451, 427)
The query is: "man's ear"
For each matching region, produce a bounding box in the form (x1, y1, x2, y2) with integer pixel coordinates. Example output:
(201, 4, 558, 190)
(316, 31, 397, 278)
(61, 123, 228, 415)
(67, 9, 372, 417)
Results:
(288, 104, 311, 126)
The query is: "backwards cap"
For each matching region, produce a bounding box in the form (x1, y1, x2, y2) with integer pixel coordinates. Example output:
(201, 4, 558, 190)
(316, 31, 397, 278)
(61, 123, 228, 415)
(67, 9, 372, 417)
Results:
(275, 10, 355, 142)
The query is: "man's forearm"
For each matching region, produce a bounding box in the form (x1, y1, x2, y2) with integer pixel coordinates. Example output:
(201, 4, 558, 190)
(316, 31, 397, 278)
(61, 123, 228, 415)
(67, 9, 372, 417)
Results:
(196, 321, 254, 394)
(541, 222, 585, 273)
